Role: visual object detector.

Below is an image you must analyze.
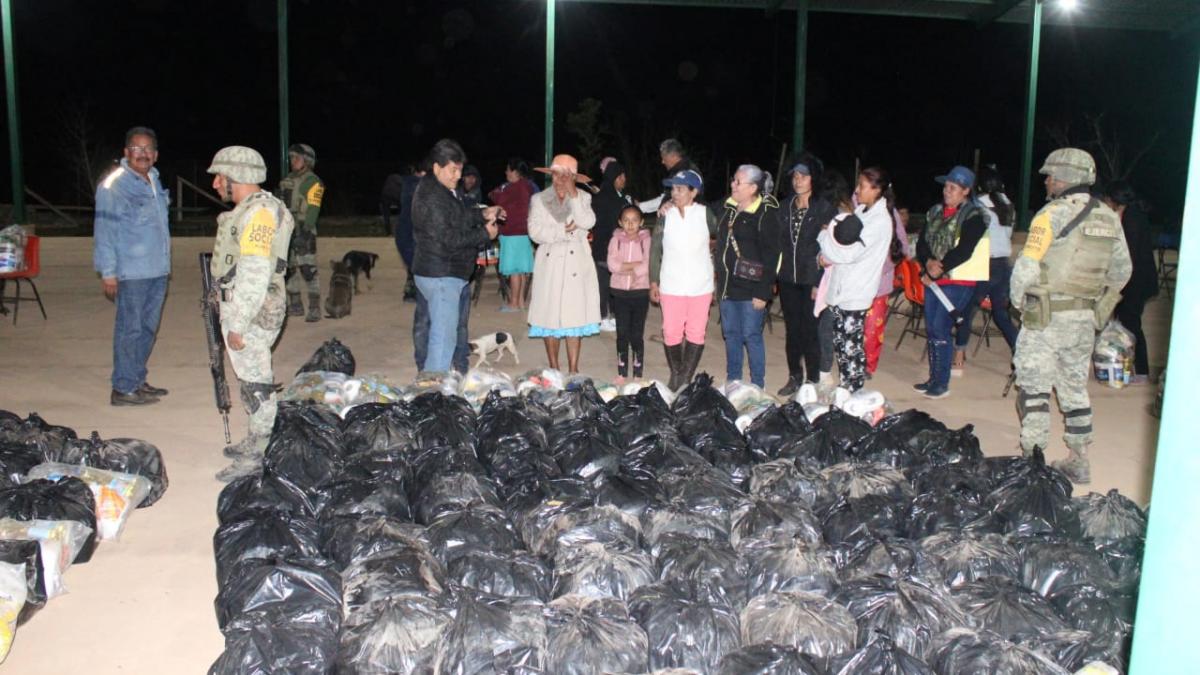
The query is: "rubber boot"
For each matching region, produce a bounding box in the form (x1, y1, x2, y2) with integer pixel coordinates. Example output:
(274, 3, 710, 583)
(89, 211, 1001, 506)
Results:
(679, 341, 704, 389)
(287, 292, 304, 316)
(1052, 445, 1091, 484)
(664, 343, 685, 390)
(306, 293, 321, 322)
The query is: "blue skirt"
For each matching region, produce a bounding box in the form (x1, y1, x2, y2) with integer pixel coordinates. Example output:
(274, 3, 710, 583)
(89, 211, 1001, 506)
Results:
(499, 235, 534, 275)
(529, 323, 600, 338)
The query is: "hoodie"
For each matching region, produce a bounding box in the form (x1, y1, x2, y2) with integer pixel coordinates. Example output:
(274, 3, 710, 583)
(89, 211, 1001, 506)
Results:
(590, 161, 634, 261)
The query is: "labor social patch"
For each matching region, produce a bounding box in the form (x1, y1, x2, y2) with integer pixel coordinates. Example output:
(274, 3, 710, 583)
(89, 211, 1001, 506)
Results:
(306, 182, 324, 207)
(240, 208, 276, 257)
(1022, 211, 1053, 261)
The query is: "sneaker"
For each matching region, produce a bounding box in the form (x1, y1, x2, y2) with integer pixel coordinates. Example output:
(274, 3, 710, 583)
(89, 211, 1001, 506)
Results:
(599, 317, 617, 332)
(499, 305, 520, 313)
(777, 376, 801, 398)
(139, 382, 169, 397)
(912, 381, 931, 393)
(923, 386, 951, 400)
(111, 389, 159, 406)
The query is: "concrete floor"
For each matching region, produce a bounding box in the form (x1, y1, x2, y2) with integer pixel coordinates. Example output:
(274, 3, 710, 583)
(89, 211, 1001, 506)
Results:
(0, 236, 1167, 672)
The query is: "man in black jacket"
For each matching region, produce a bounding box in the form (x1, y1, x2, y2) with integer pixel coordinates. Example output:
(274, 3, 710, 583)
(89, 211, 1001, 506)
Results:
(639, 138, 702, 214)
(591, 161, 634, 331)
(411, 139, 501, 373)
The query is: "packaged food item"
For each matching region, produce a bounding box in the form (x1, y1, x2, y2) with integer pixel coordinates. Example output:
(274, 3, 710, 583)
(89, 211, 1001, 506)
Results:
(0, 518, 93, 598)
(0, 561, 25, 662)
(25, 463, 151, 541)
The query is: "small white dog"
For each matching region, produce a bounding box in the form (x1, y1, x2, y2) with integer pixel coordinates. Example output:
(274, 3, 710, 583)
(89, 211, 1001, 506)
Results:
(469, 331, 520, 367)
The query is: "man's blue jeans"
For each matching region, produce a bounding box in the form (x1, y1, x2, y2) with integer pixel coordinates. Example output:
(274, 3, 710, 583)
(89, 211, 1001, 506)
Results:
(413, 276, 469, 373)
(924, 283, 976, 390)
(719, 299, 766, 387)
(112, 275, 168, 393)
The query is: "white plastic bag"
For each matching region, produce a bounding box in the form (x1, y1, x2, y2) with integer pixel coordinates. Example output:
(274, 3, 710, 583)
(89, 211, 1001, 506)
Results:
(24, 463, 151, 541)
(0, 518, 92, 598)
(0, 561, 25, 663)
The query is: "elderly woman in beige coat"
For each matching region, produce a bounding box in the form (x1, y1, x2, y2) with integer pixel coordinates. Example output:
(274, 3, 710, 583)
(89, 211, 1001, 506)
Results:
(527, 154, 600, 373)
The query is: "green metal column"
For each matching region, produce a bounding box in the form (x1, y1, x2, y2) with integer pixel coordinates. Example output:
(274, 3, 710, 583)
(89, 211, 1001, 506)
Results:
(1016, 0, 1042, 229)
(1128, 57, 1200, 675)
(1, 0, 24, 222)
(544, 0, 556, 169)
(792, 0, 808, 153)
(278, 0, 289, 179)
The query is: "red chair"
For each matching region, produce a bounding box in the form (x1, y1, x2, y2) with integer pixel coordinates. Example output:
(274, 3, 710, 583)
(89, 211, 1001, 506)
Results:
(0, 235, 47, 324)
(893, 259, 926, 350)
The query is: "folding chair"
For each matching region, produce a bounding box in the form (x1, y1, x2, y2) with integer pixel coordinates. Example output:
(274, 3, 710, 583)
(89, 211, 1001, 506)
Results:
(0, 235, 46, 325)
(892, 259, 925, 350)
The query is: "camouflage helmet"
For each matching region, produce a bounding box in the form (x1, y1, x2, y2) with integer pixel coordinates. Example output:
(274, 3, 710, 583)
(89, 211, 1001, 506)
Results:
(206, 146, 267, 184)
(288, 143, 316, 165)
(1039, 147, 1097, 187)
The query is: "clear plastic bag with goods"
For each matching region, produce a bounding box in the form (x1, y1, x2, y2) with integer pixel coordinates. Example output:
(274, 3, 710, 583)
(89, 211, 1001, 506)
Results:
(833, 573, 971, 661)
(0, 561, 25, 663)
(459, 366, 517, 408)
(433, 592, 547, 674)
(544, 594, 649, 675)
(628, 580, 742, 673)
(739, 591, 858, 658)
(515, 368, 566, 396)
(0, 540, 43, 624)
(1092, 320, 1135, 387)
(0, 518, 91, 598)
(0, 478, 97, 564)
(24, 463, 150, 541)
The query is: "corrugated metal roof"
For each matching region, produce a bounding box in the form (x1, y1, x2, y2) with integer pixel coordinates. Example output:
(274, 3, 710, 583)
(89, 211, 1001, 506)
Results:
(560, 0, 1200, 33)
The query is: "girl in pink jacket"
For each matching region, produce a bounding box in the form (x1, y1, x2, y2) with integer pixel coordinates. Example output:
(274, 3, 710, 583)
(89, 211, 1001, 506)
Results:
(607, 205, 652, 381)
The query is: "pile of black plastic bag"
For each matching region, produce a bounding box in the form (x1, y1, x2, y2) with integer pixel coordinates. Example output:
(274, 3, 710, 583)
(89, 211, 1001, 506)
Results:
(0, 410, 168, 661)
(211, 368, 1144, 674)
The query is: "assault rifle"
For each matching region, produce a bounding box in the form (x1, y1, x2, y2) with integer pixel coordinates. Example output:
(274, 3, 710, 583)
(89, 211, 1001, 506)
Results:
(199, 253, 232, 443)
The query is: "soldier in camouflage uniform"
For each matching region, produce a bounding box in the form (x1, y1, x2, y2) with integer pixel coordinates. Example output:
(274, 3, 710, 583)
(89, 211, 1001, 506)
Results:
(279, 143, 325, 322)
(206, 146, 296, 482)
(1010, 148, 1132, 484)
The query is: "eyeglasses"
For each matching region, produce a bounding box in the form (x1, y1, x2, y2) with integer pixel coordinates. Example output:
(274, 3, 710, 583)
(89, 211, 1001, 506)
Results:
(126, 145, 156, 155)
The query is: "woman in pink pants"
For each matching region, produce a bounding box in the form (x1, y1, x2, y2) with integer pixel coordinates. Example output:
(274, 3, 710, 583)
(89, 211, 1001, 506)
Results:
(649, 169, 718, 389)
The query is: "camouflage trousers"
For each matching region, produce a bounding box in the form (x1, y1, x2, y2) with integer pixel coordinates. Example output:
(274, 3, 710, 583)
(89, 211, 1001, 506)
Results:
(1013, 310, 1095, 453)
(287, 228, 319, 297)
(223, 322, 281, 439)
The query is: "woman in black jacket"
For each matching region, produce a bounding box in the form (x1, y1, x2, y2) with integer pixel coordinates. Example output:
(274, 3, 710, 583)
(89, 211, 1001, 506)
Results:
(1104, 181, 1157, 383)
(715, 164, 784, 389)
(775, 152, 837, 396)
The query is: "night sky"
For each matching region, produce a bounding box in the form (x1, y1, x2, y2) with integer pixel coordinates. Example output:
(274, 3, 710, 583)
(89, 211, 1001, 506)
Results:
(1, 0, 1196, 224)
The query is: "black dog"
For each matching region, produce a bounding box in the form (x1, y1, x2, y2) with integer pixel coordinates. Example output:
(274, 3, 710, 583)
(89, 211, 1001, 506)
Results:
(324, 260, 353, 319)
(342, 251, 380, 294)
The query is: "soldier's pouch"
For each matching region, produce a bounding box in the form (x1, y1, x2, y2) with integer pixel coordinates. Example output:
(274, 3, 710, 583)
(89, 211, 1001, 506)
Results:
(1023, 287, 1051, 331)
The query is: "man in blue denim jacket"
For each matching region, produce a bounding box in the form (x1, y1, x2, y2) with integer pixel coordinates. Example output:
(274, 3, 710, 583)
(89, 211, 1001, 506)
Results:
(93, 126, 171, 406)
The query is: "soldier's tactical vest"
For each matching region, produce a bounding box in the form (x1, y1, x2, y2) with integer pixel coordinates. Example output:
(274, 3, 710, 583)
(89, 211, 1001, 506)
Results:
(924, 201, 990, 282)
(1038, 194, 1123, 300)
(278, 170, 317, 226)
(211, 191, 294, 328)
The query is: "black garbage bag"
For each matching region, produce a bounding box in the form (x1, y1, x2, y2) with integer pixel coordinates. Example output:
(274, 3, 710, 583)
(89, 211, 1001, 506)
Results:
(337, 595, 453, 675)
(740, 536, 839, 600)
(516, 494, 592, 556)
(213, 510, 322, 587)
(1095, 535, 1143, 594)
(69, 434, 170, 508)
(829, 631, 934, 674)
(1048, 583, 1130, 654)
(1015, 629, 1120, 673)
(730, 498, 823, 550)
(854, 410, 949, 468)
(317, 473, 412, 524)
(553, 541, 657, 601)
(643, 499, 730, 551)
(217, 473, 319, 526)
(320, 514, 427, 570)
(413, 471, 503, 526)
(1075, 489, 1146, 544)
(607, 385, 676, 445)
(906, 462, 992, 508)
(918, 531, 1021, 588)
(488, 445, 561, 505)
(410, 392, 477, 450)
(777, 428, 842, 468)
(549, 418, 623, 482)
(745, 402, 812, 462)
(0, 539, 45, 624)
(341, 402, 416, 455)
(0, 441, 44, 487)
(629, 580, 742, 672)
(0, 410, 20, 434)
(927, 627, 1071, 675)
(672, 373, 738, 421)
(425, 502, 521, 565)
(448, 548, 552, 600)
(1017, 537, 1116, 598)
(594, 471, 665, 520)
(903, 490, 996, 539)
(478, 397, 548, 464)
(820, 462, 911, 503)
(544, 594, 649, 675)
(813, 409, 873, 461)
(296, 337, 356, 376)
(820, 495, 905, 570)
(833, 575, 971, 660)
(900, 424, 984, 468)
(717, 643, 825, 675)
(840, 538, 944, 588)
(740, 591, 857, 659)
(656, 534, 746, 607)
(8, 413, 76, 459)
(547, 504, 643, 558)
(263, 402, 345, 491)
(870, 409, 947, 441)
(659, 465, 748, 523)
(750, 459, 824, 507)
(211, 610, 340, 675)
(677, 412, 755, 487)
(987, 449, 1080, 539)
(410, 443, 486, 485)
(622, 433, 710, 481)
(214, 558, 341, 630)
(950, 576, 1067, 640)
(341, 546, 448, 614)
(0, 477, 97, 564)
(435, 592, 547, 673)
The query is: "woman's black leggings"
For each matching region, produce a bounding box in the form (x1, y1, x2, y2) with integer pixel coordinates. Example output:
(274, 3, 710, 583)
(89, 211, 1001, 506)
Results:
(611, 288, 650, 365)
